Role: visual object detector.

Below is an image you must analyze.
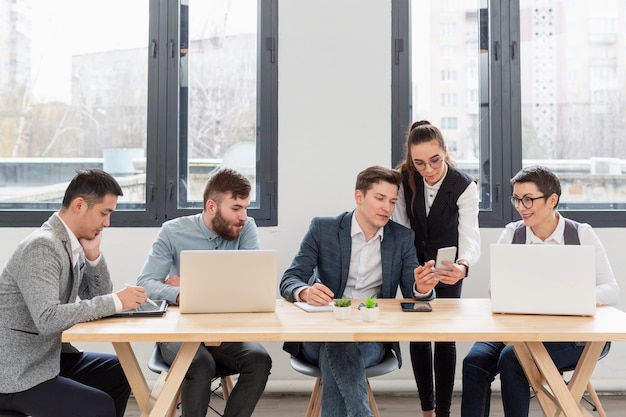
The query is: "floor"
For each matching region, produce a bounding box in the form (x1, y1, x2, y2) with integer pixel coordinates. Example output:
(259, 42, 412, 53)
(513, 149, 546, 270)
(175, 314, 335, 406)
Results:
(124, 391, 626, 416)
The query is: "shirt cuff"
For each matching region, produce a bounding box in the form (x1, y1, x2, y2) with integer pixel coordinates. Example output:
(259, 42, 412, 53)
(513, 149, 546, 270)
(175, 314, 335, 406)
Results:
(413, 283, 433, 299)
(111, 293, 123, 312)
(294, 286, 308, 302)
(86, 253, 102, 266)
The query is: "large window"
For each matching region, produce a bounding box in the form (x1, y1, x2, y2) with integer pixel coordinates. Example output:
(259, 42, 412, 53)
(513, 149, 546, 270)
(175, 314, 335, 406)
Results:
(0, 0, 277, 227)
(519, 0, 626, 216)
(394, 0, 626, 226)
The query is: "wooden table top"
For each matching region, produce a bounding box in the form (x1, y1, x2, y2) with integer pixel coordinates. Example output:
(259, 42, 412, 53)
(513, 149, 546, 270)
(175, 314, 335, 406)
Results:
(62, 298, 626, 344)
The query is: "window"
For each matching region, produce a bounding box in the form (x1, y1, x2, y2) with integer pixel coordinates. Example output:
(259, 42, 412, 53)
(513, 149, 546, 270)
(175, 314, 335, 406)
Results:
(393, 0, 626, 226)
(519, 0, 626, 219)
(393, 0, 493, 214)
(0, 0, 278, 227)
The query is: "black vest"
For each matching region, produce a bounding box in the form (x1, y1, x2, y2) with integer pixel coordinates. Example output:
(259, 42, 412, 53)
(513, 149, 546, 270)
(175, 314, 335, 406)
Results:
(511, 218, 581, 245)
(402, 165, 474, 263)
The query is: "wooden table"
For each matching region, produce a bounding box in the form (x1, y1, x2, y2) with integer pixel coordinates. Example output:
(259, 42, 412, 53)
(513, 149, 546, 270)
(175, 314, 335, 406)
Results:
(62, 298, 626, 417)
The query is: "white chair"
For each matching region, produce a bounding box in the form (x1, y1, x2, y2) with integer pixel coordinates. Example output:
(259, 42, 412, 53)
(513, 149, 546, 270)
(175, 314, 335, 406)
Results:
(290, 349, 398, 417)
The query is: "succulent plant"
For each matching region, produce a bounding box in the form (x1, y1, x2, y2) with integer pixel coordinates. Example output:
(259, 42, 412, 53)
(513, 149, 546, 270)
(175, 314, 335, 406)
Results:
(334, 298, 352, 307)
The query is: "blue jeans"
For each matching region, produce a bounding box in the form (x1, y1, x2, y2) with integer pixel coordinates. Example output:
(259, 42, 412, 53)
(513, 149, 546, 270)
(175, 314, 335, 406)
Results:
(461, 341, 585, 417)
(302, 342, 385, 417)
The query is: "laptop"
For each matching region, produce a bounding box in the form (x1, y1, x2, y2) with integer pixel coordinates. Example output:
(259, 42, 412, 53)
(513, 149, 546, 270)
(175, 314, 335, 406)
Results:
(179, 250, 278, 314)
(490, 244, 596, 316)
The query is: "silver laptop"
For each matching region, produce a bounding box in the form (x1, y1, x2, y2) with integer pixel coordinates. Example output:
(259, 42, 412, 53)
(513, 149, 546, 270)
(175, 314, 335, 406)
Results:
(179, 250, 278, 314)
(490, 244, 596, 316)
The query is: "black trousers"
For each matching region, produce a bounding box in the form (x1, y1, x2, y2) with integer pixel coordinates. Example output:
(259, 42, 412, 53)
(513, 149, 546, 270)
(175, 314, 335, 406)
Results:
(411, 280, 463, 417)
(0, 351, 131, 417)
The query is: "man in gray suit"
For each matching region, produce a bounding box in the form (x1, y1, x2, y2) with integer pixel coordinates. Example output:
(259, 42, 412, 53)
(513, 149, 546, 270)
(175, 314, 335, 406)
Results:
(280, 165, 438, 417)
(0, 169, 149, 417)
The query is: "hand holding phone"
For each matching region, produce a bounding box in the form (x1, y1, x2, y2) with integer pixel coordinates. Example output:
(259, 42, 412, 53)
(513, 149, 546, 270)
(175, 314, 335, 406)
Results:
(401, 302, 432, 312)
(435, 246, 457, 272)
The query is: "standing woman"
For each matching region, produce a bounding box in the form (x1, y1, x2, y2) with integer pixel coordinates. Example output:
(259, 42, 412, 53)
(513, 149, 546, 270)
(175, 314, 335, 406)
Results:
(394, 120, 481, 417)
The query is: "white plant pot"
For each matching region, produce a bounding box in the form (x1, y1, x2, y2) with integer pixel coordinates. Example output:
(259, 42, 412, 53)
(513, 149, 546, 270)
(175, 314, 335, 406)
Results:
(333, 305, 352, 320)
(360, 306, 379, 322)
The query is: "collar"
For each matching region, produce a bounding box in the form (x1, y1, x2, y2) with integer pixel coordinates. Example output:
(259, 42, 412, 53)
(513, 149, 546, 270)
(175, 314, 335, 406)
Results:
(57, 213, 83, 260)
(422, 162, 449, 190)
(527, 212, 565, 244)
(350, 211, 384, 243)
(198, 213, 222, 242)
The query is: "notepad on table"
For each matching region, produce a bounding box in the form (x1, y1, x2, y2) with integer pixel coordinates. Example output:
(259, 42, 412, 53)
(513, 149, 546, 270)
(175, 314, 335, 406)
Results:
(294, 302, 334, 312)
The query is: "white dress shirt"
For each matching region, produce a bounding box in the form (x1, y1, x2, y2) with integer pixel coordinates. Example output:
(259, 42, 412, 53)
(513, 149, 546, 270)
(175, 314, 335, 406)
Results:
(58, 216, 121, 311)
(343, 214, 384, 299)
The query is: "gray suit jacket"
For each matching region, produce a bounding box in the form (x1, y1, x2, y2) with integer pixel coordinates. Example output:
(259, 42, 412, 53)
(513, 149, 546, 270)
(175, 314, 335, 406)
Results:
(280, 211, 433, 367)
(0, 213, 117, 393)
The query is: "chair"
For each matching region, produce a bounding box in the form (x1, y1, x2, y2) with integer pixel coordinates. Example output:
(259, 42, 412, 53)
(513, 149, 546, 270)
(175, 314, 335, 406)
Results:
(0, 412, 28, 417)
(558, 342, 611, 417)
(290, 349, 399, 417)
(147, 343, 236, 417)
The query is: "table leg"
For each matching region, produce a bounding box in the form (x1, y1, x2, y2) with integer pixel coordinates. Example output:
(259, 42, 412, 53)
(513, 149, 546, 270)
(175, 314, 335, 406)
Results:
(513, 341, 602, 417)
(113, 341, 201, 417)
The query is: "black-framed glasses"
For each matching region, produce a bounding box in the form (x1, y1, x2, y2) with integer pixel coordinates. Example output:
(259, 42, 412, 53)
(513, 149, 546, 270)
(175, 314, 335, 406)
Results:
(413, 155, 444, 171)
(509, 195, 546, 209)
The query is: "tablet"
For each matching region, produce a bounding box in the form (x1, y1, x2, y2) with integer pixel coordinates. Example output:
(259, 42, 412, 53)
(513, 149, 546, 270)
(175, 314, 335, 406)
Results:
(110, 300, 168, 317)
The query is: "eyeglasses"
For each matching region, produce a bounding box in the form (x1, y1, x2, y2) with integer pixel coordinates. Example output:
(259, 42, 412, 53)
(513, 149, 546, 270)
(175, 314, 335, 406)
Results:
(413, 155, 444, 171)
(509, 195, 546, 209)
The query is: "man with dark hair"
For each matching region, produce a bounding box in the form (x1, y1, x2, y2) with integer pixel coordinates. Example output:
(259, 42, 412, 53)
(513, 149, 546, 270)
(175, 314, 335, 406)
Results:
(280, 165, 437, 417)
(0, 169, 148, 417)
(137, 167, 272, 417)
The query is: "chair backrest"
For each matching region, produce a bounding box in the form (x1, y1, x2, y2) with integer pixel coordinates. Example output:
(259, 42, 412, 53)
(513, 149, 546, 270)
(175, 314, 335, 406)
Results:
(0, 411, 29, 417)
(559, 342, 611, 373)
(290, 349, 398, 379)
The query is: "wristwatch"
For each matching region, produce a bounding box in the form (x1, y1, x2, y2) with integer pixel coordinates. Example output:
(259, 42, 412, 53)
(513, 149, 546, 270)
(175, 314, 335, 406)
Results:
(456, 260, 470, 277)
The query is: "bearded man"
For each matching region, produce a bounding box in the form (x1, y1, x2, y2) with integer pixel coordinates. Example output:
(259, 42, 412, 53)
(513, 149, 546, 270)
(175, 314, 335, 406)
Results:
(137, 168, 272, 417)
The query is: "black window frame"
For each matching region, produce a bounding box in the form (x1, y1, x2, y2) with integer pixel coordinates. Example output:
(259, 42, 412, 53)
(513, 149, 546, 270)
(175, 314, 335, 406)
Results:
(392, 0, 626, 228)
(0, 0, 278, 228)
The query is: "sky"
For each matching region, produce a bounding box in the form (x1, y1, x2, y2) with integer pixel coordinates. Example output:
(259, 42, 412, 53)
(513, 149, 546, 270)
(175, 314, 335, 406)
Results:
(28, 0, 255, 102)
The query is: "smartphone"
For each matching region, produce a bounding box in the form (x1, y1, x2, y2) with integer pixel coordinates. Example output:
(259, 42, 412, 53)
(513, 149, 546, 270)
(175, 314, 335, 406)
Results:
(435, 246, 457, 271)
(401, 302, 432, 312)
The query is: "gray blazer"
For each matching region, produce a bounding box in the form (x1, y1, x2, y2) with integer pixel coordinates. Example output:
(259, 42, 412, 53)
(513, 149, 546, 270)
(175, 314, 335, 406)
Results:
(280, 211, 433, 367)
(0, 213, 117, 393)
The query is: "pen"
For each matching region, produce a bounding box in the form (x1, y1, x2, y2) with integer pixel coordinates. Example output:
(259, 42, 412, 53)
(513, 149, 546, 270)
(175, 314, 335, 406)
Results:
(124, 283, 158, 307)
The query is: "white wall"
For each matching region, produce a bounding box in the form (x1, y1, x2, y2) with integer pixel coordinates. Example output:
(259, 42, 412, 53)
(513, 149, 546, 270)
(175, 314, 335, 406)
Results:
(2, 0, 626, 394)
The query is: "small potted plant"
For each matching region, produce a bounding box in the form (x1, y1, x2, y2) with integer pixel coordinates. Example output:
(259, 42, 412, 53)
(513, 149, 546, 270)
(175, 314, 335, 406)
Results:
(359, 296, 379, 321)
(333, 298, 352, 320)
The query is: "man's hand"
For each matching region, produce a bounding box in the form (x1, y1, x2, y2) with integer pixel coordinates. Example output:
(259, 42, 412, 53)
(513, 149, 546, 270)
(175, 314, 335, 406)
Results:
(116, 285, 148, 310)
(164, 274, 180, 287)
(414, 260, 438, 294)
(79, 233, 102, 262)
(301, 282, 334, 306)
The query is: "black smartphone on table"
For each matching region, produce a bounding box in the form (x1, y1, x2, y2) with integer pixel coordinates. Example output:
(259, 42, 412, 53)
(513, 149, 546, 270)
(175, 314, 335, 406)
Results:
(401, 302, 432, 312)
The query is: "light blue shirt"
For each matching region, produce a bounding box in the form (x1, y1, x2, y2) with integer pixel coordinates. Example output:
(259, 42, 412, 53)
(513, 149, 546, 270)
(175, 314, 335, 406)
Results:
(137, 213, 260, 304)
